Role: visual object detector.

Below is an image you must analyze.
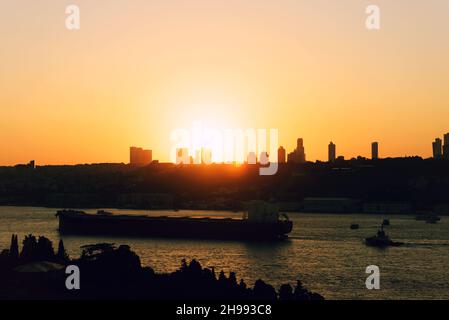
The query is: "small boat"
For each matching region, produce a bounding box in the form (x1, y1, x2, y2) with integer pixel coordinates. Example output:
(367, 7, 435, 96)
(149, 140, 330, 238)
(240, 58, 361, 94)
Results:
(425, 216, 441, 224)
(365, 226, 403, 248)
(382, 219, 390, 226)
(416, 213, 441, 223)
(350, 224, 360, 230)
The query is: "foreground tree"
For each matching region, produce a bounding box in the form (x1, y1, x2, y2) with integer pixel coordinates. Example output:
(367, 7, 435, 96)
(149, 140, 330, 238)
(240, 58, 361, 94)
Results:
(57, 239, 70, 263)
(9, 234, 19, 261)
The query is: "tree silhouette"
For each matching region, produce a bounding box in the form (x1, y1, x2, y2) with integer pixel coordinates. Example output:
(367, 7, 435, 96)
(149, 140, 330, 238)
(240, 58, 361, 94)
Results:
(57, 239, 69, 262)
(293, 279, 308, 299)
(218, 270, 226, 282)
(253, 279, 277, 300)
(239, 279, 247, 290)
(279, 284, 294, 300)
(36, 236, 55, 261)
(20, 234, 38, 262)
(228, 272, 237, 286)
(180, 259, 188, 272)
(1, 234, 324, 300)
(9, 234, 19, 261)
(188, 259, 202, 276)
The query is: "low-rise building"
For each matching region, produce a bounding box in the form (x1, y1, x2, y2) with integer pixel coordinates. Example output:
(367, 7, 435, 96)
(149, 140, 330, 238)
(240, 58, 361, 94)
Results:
(363, 202, 412, 214)
(301, 197, 361, 213)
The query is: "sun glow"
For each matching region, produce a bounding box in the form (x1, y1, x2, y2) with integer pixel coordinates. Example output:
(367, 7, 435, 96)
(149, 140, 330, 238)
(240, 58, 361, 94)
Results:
(2, 1, 449, 165)
(169, 120, 280, 166)
(170, 120, 229, 164)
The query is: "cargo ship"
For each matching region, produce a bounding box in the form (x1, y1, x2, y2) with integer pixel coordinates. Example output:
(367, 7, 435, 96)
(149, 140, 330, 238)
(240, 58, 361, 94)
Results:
(56, 202, 293, 241)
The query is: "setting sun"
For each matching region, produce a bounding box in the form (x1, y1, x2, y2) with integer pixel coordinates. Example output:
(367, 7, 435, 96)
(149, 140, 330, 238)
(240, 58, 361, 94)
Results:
(1, 0, 449, 166)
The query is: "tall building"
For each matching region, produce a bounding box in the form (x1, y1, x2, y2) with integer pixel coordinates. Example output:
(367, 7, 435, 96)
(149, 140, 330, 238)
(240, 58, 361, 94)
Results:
(433, 138, 443, 159)
(201, 148, 212, 164)
(278, 146, 286, 164)
(287, 138, 306, 163)
(287, 151, 295, 163)
(176, 148, 190, 164)
(371, 142, 379, 160)
(328, 142, 336, 162)
(194, 150, 201, 164)
(444, 133, 449, 159)
(259, 151, 270, 164)
(130, 147, 152, 165)
(247, 151, 257, 164)
(130, 147, 139, 164)
(296, 138, 306, 163)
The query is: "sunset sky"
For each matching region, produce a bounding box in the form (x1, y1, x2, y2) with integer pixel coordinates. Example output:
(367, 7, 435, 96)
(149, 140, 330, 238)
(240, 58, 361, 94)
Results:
(1, 0, 449, 165)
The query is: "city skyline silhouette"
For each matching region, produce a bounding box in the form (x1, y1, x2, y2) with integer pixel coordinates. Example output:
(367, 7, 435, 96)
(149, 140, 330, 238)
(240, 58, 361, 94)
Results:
(1, 1, 449, 165)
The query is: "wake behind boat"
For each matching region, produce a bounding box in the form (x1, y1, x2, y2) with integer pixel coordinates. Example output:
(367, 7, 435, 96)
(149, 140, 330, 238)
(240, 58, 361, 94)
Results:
(56, 201, 293, 241)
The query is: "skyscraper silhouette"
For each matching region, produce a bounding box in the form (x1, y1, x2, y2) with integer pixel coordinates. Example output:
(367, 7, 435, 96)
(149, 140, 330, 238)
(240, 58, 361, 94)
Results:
(444, 133, 449, 159)
(296, 138, 306, 163)
(371, 142, 379, 160)
(201, 148, 212, 164)
(130, 147, 152, 165)
(247, 152, 257, 164)
(278, 146, 286, 164)
(433, 138, 443, 159)
(259, 151, 269, 165)
(287, 138, 306, 163)
(328, 142, 336, 162)
(176, 148, 190, 164)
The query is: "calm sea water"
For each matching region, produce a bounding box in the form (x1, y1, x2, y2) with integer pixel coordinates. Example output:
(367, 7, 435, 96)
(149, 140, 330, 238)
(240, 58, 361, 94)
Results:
(1, 206, 448, 300)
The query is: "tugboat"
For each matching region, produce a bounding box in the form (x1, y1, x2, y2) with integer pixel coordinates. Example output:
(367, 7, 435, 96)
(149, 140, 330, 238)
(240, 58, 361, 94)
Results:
(365, 226, 403, 248)
(350, 224, 360, 230)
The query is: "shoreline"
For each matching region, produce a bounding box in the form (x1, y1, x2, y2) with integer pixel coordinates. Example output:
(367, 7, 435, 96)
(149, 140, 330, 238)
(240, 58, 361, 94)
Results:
(0, 204, 447, 216)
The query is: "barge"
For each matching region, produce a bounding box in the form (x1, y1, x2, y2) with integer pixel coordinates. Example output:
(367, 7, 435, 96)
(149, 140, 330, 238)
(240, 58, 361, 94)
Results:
(56, 202, 293, 241)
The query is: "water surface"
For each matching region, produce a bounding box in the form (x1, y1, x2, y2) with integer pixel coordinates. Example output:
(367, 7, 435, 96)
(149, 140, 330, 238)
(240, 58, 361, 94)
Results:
(1, 206, 448, 299)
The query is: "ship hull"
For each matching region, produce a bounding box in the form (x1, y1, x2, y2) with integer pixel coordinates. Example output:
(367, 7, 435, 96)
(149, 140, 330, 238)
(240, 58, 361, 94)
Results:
(56, 211, 293, 241)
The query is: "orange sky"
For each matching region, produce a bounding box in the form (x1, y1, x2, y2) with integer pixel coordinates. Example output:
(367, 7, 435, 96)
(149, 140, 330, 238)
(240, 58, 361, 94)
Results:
(1, 0, 449, 165)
